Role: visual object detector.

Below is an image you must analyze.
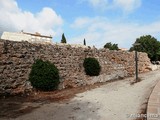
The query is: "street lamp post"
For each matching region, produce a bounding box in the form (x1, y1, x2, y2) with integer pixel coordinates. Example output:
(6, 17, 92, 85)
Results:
(135, 50, 138, 81)
(133, 43, 140, 82)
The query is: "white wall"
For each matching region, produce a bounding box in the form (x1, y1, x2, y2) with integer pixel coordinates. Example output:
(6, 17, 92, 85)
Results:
(1, 32, 31, 42)
(1, 32, 52, 44)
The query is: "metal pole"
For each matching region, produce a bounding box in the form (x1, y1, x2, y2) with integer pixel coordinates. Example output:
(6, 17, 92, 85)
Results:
(135, 50, 138, 82)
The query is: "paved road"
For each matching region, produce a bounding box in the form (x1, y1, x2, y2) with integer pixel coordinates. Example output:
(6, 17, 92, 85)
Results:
(2, 70, 160, 120)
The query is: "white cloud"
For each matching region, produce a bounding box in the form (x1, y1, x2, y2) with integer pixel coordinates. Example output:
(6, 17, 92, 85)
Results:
(113, 0, 141, 12)
(79, 0, 142, 12)
(70, 17, 160, 49)
(88, 0, 109, 10)
(79, 0, 109, 11)
(70, 17, 91, 29)
(0, 0, 63, 38)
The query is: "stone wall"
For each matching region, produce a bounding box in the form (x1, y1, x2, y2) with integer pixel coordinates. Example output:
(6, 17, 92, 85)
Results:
(0, 40, 151, 95)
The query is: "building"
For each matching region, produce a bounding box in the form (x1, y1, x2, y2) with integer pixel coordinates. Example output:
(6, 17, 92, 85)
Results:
(1, 31, 52, 44)
(119, 48, 128, 51)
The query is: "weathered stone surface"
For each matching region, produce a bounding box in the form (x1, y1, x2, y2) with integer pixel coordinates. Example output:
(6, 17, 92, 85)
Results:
(0, 40, 151, 95)
(147, 64, 160, 71)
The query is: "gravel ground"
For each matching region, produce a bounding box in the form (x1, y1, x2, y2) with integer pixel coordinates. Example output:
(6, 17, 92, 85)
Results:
(1, 70, 160, 120)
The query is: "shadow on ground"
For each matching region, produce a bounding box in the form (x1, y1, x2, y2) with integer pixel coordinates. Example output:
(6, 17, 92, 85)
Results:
(0, 96, 101, 120)
(0, 96, 40, 119)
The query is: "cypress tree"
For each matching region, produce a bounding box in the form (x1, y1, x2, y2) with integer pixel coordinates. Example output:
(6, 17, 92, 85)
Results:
(84, 38, 86, 46)
(61, 33, 67, 43)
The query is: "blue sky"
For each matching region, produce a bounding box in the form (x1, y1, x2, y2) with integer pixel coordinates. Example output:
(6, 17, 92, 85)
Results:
(0, 0, 160, 49)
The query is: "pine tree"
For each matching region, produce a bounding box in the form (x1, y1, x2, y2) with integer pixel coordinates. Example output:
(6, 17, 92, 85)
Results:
(61, 33, 67, 43)
(130, 35, 160, 61)
(84, 38, 86, 46)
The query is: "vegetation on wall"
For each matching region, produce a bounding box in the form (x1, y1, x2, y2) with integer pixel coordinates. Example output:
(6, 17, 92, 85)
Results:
(28, 59, 60, 91)
(83, 57, 101, 76)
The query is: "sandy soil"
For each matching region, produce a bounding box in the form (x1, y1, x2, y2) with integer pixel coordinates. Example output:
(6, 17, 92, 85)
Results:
(1, 70, 160, 120)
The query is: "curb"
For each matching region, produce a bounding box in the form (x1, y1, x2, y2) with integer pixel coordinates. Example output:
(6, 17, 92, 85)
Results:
(147, 80, 160, 120)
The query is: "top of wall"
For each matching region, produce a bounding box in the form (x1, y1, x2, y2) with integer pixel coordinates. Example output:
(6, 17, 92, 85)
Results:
(0, 39, 147, 55)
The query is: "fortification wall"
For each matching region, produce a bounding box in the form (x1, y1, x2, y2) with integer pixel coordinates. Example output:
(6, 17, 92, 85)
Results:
(0, 40, 151, 95)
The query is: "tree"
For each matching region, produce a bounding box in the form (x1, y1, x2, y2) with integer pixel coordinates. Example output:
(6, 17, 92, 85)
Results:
(129, 35, 160, 61)
(84, 38, 86, 46)
(104, 42, 119, 50)
(61, 33, 67, 43)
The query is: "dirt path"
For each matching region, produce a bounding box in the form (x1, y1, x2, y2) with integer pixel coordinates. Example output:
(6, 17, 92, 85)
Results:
(1, 70, 160, 120)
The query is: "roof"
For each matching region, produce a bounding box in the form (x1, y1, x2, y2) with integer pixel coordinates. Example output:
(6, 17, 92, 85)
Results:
(22, 31, 52, 38)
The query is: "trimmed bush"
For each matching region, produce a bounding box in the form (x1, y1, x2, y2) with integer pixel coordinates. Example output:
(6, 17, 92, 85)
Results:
(28, 59, 60, 91)
(83, 57, 101, 76)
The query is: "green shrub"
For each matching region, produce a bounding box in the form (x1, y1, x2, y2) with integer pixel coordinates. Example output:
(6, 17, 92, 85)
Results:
(83, 57, 101, 76)
(28, 59, 60, 91)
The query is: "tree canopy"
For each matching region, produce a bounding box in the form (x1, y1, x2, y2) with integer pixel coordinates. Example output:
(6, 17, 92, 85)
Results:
(104, 42, 119, 50)
(130, 35, 160, 61)
(61, 33, 67, 43)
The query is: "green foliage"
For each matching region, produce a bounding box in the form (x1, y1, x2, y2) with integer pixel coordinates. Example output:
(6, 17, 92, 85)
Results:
(29, 59, 60, 91)
(130, 35, 160, 61)
(61, 33, 67, 43)
(83, 57, 101, 76)
(84, 38, 86, 46)
(104, 42, 119, 50)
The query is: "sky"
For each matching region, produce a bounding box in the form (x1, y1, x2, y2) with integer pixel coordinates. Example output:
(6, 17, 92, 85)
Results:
(0, 0, 160, 49)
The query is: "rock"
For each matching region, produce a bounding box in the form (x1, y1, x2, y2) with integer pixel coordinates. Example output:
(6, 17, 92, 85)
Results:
(147, 64, 160, 71)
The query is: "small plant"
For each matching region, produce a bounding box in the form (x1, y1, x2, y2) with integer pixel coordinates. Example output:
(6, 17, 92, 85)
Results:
(83, 57, 101, 76)
(28, 59, 60, 91)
